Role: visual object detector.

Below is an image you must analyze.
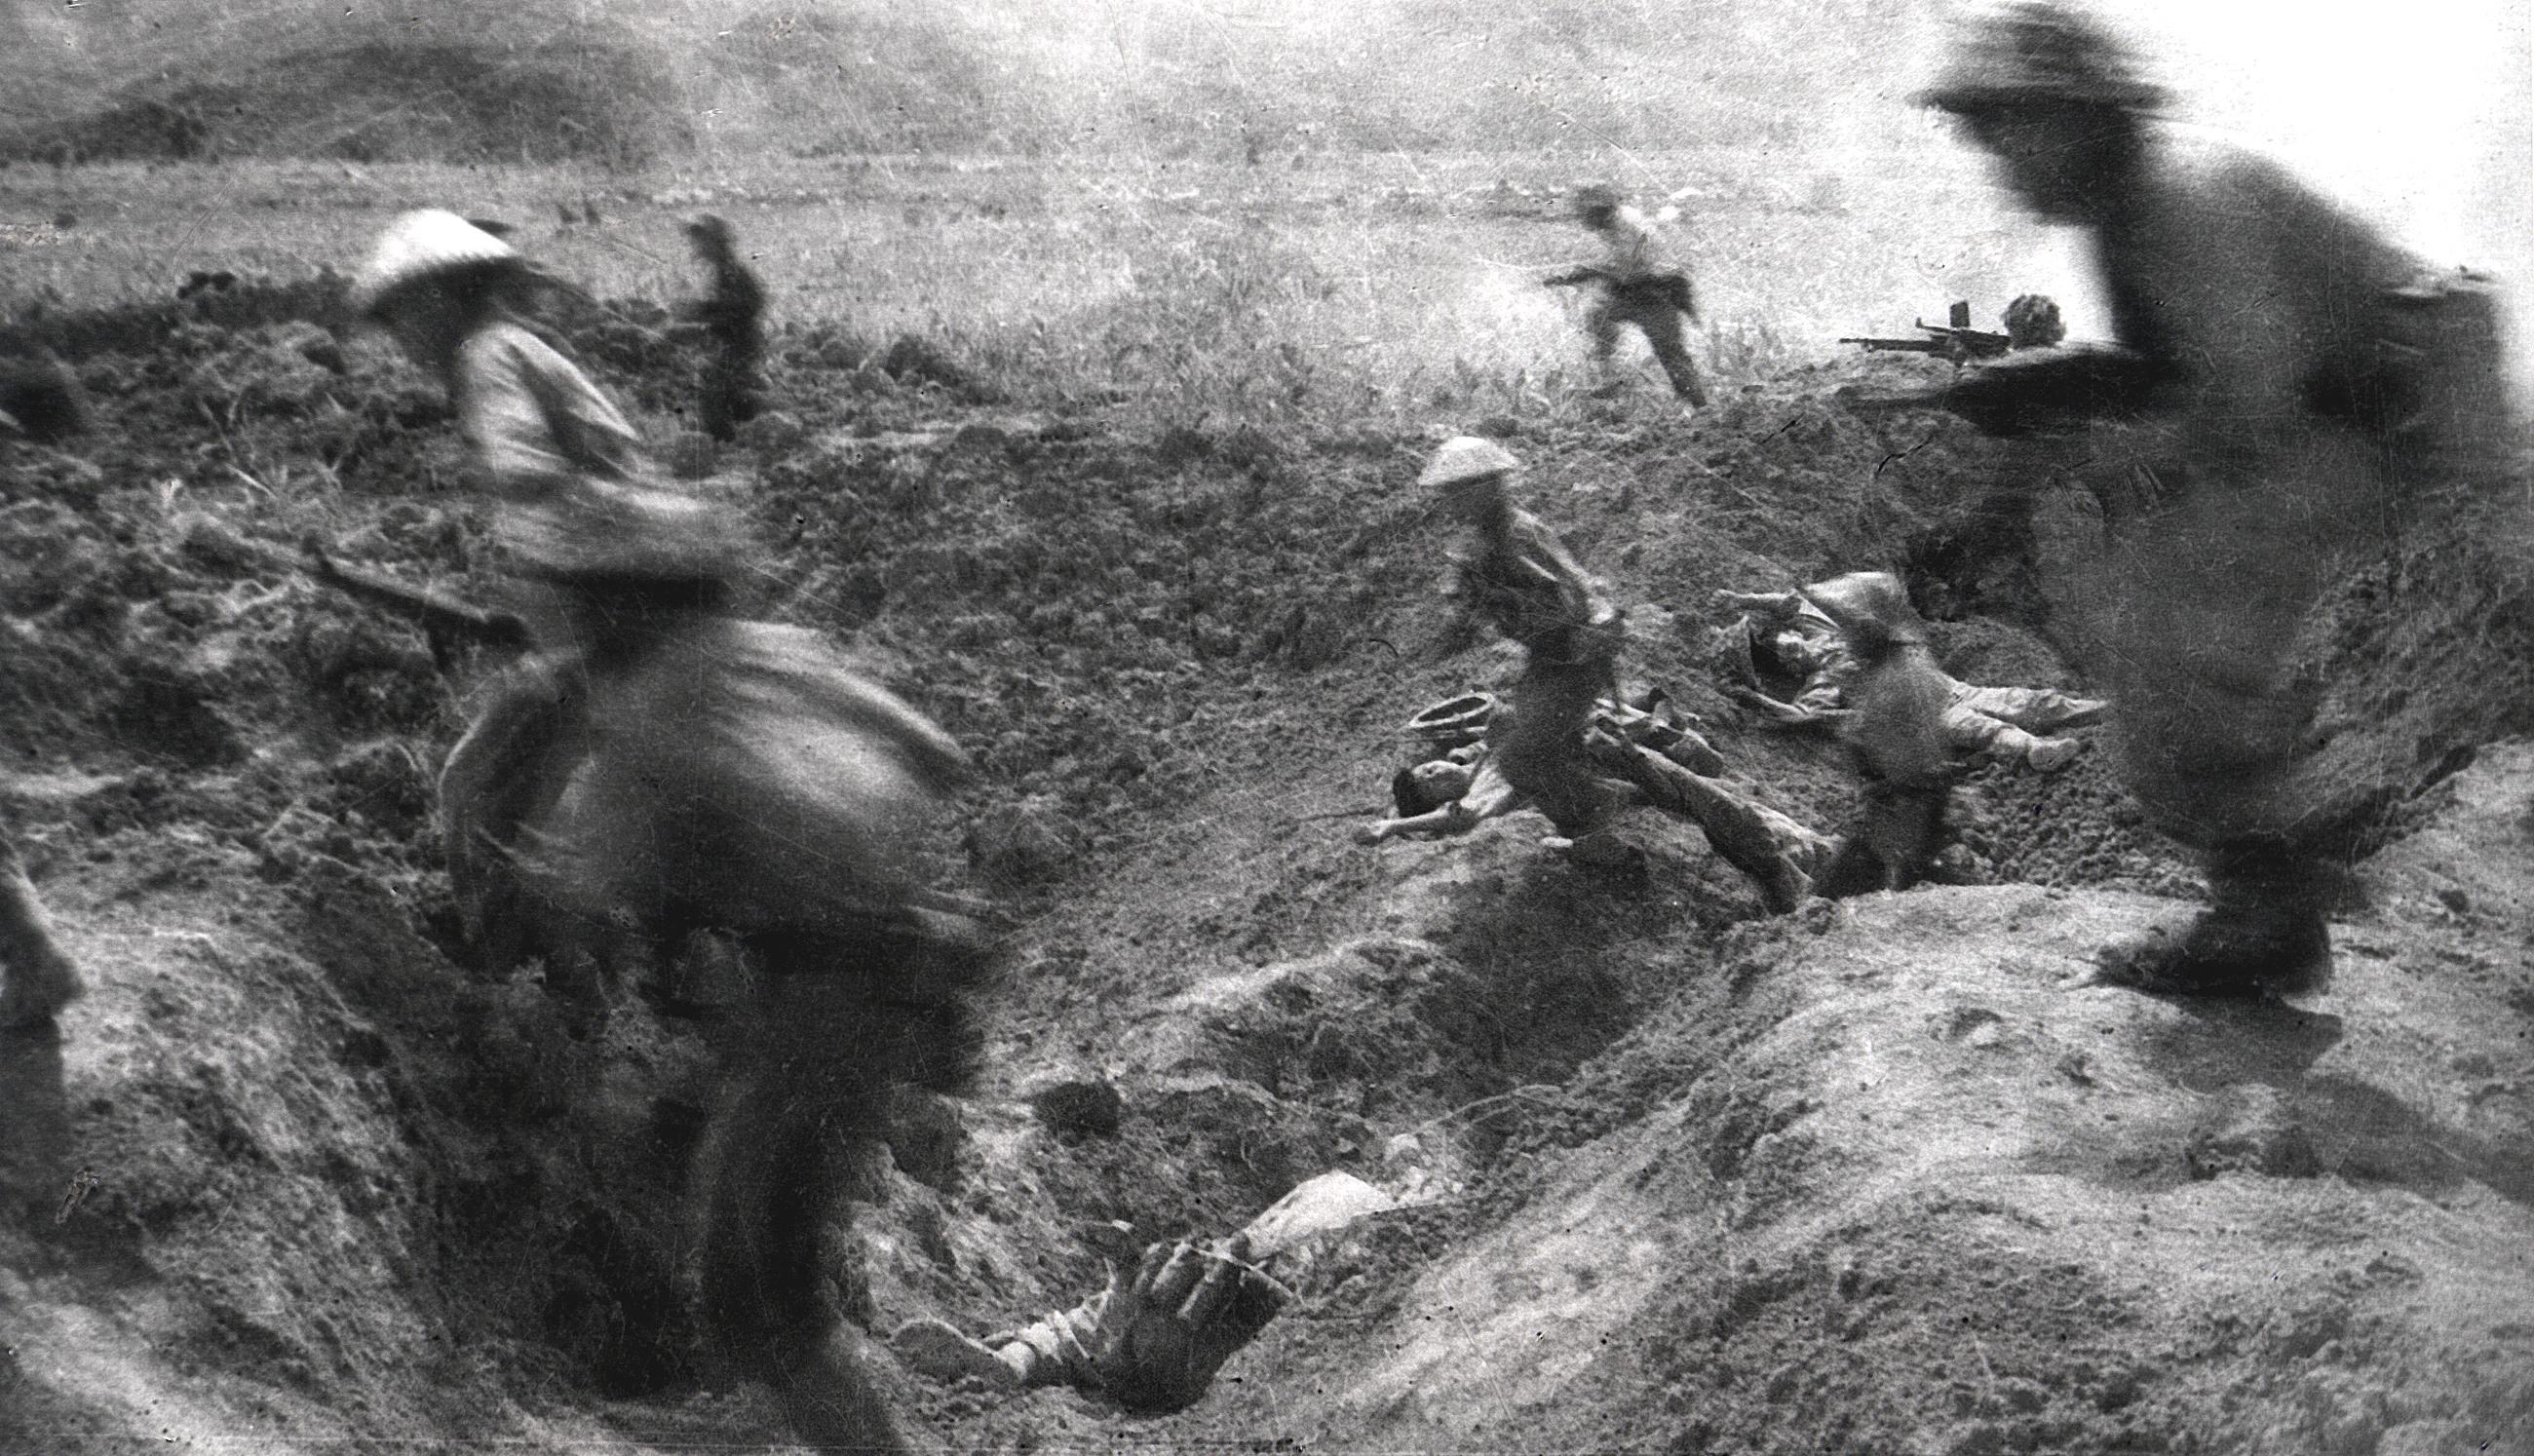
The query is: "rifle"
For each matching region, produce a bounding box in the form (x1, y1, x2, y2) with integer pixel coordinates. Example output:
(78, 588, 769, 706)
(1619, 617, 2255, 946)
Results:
(304, 547, 534, 650)
(1837, 321, 2013, 362)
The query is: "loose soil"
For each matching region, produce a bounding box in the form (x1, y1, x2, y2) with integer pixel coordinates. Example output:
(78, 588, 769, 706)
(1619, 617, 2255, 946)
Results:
(2, 280, 2529, 1456)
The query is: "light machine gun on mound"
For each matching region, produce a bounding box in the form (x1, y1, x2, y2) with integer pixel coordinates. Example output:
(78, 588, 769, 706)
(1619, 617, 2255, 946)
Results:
(1839, 300, 2013, 363)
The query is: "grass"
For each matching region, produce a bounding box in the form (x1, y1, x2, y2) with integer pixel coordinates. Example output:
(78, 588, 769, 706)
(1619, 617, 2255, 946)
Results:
(1, 144, 2049, 430)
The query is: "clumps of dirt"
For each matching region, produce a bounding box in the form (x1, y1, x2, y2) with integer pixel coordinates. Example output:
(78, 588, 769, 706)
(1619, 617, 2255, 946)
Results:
(3, 34, 684, 167)
(0, 265, 2363, 1456)
(1635, 1205, 2175, 1456)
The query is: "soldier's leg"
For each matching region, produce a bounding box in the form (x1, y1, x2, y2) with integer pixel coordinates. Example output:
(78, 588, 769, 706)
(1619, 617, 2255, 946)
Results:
(1940, 704, 2081, 771)
(1584, 294, 1624, 364)
(1493, 660, 1620, 838)
(692, 964, 916, 1453)
(2092, 492, 2337, 996)
(439, 652, 591, 974)
(1634, 754, 1826, 912)
(0, 823, 81, 1027)
(1818, 783, 1950, 899)
(1632, 304, 1710, 406)
(1952, 684, 2106, 734)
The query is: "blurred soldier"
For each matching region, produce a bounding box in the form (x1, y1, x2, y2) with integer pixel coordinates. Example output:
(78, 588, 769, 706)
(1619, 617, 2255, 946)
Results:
(1423, 438, 1637, 852)
(1904, 3, 2515, 997)
(350, 209, 976, 1453)
(1545, 184, 1709, 405)
(0, 822, 82, 1028)
(682, 214, 766, 443)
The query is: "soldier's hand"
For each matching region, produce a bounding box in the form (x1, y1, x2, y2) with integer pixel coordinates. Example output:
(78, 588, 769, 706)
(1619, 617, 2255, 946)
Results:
(1089, 1234, 1288, 1412)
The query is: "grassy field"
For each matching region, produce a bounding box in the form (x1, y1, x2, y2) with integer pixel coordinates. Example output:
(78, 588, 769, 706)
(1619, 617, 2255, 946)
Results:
(1, 144, 2071, 425)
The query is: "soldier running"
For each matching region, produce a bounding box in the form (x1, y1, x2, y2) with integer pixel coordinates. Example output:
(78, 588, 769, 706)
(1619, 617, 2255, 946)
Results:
(1418, 438, 1639, 857)
(1545, 184, 1709, 405)
(350, 210, 975, 1452)
(1894, 3, 2516, 997)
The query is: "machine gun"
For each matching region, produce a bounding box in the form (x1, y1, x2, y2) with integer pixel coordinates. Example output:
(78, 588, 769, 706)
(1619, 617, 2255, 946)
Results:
(1839, 300, 2012, 363)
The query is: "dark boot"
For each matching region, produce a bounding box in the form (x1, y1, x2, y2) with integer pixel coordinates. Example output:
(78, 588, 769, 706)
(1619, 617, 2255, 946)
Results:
(2096, 840, 2332, 998)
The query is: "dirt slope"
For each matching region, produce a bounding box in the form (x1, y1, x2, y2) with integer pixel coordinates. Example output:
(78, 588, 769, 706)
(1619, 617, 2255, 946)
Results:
(2, 284, 2528, 1455)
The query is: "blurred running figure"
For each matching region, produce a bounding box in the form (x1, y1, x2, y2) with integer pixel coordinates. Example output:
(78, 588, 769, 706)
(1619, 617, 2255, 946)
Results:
(1900, 3, 2515, 998)
(350, 209, 978, 1454)
(1545, 184, 1709, 405)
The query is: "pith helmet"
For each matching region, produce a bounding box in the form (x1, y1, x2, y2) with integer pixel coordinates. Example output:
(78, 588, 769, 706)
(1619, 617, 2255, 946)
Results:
(1916, 2, 2167, 112)
(350, 209, 522, 316)
(1417, 436, 1520, 488)
(1801, 571, 1923, 640)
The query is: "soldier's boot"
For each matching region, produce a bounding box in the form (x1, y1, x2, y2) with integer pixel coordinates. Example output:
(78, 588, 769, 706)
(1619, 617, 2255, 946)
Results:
(2095, 839, 2331, 998)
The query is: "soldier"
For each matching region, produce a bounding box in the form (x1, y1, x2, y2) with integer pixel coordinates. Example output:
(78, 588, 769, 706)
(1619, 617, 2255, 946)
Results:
(1903, 3, 2516, 996)
(1545, 184, 1709, 405)
(1423, 438, 1638, 854)
(682, 214, 767, 443)
(1794, 573, 1964, 899)
(350, 210, 976, 1452)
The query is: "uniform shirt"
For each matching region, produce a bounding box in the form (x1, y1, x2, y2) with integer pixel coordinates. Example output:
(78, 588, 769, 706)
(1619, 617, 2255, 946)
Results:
(1594, 206, 1684, 286)
(2098, 137, 2477, 474)
(1453, 507, 1621, 667)
(452, 319, 743, 585)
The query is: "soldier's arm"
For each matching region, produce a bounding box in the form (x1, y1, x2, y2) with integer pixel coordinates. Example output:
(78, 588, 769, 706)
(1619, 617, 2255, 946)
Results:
(1840, 343, 2166, 438)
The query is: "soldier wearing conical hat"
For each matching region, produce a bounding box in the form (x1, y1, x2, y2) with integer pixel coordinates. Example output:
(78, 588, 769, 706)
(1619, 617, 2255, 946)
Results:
(349, 209, 978, 1454)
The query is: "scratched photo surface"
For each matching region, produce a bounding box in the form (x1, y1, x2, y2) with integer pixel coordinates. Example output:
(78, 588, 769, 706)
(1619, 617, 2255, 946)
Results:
(2, 2, 2530, 1453)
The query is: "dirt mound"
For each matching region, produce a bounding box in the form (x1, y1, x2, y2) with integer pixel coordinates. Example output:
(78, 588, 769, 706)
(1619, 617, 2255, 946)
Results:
(1, 272, 2525, 1454)
(4, 34, 682, 168)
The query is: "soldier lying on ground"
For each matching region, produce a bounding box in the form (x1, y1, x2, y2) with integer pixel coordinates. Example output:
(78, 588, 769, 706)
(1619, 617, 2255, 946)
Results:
(0, 821, 83, 1029)
(1358, 690, 1721, 845)
(350, 209, 979, 1454)
(887, 1171, 1394, 1411)
(1544, 183, 1709, 405)
(1711, 577, 2104, 771)
(1357, 685, 1974, 913)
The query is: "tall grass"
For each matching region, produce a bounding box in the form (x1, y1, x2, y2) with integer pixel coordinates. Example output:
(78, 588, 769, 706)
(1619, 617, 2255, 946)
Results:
(1, 145, 2039, 430)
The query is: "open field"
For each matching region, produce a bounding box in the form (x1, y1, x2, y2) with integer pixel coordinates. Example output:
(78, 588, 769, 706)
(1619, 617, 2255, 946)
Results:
(2, 147, 2095, 418)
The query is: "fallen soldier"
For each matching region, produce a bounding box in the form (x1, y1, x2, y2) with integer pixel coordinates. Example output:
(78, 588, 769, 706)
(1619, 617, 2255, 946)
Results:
(1358, 690, 1721, 846)
(1711, 579, 2102, 771)
(886, 1170, 1394, 1410)
(1363, 683, 1979, 913)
